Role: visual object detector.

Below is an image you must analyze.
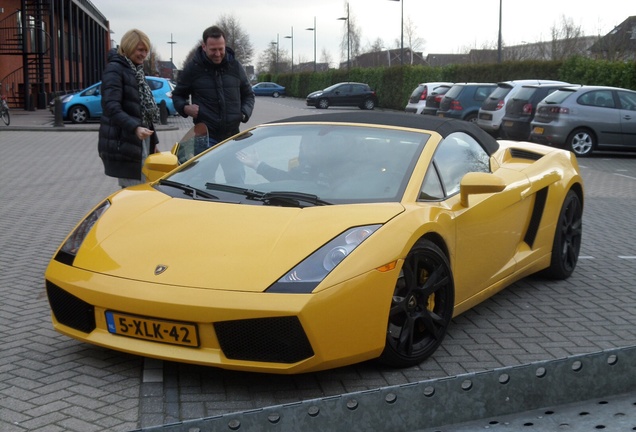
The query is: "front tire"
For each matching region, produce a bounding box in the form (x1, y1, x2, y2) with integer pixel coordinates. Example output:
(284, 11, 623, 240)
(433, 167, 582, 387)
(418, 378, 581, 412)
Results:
(69, 105, 88, 124)
(541, 189, 583, 279)
(317, 98, 329, 109)
(379, 239, 454, 368)
(567, 128, 595, 157)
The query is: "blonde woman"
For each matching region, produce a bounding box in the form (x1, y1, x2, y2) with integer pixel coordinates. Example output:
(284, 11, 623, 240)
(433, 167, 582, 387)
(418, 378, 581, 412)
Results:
(98, 29, 160, 187)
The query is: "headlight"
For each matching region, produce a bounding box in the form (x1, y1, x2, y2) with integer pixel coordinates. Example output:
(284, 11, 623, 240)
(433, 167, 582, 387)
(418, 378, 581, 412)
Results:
(266, 225, 381, 294)
(61, 94, 74, 103)
(54, 200, 110, 265)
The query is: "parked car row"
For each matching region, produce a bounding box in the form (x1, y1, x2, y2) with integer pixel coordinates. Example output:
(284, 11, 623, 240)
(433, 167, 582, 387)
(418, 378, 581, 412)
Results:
(407, 80, 636, 156)
(50, 76, 176, 124)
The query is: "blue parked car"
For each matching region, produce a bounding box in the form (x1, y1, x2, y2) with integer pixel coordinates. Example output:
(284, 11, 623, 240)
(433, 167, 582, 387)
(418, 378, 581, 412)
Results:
(252, 82, 285, 98)
(54, 76, 176, 123)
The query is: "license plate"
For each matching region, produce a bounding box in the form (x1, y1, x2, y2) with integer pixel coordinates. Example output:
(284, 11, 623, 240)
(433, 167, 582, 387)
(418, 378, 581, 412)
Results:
(504, 121, 513, 127)
(105, 311, 199, 347)
(438, 113, 444, 118)
(532, 126, 544, 135)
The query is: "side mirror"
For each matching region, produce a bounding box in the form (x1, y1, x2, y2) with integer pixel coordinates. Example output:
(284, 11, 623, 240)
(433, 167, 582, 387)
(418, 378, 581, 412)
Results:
(459, 172, 506, 207)
(142, 153, 179, 182)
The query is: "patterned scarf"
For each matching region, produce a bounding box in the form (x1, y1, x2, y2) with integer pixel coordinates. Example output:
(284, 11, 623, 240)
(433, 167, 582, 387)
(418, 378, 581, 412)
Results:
(125, 57, 159, 126)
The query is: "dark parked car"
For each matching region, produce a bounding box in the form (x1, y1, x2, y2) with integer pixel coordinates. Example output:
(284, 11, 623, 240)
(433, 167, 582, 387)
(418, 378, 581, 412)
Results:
(500, 83, 570, 140)
(421, 84, 453, 116)
(530, 85, 636, 157)
(437, 83, 496, 122)
(306, 82, 378, 110)
(252, 82, 285, 98)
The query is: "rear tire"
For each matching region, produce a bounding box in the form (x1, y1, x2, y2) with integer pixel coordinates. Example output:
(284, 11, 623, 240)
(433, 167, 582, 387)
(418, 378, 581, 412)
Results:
(272, 91, 280, 98)
(567, 128, 595, 157)
(360, 99, 375, 110)
(541, 189, 583, 279)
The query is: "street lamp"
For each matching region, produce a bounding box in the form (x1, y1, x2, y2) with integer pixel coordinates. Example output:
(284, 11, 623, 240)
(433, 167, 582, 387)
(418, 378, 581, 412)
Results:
(167, 33, 177, 66)
(271, 35, 279, 74)
(337, 3, 350, 70)
(498, 0, 503, 63)
(306, 17, 317, 72)
(388, 0, 404, 65)
(285, 27, 294, 73)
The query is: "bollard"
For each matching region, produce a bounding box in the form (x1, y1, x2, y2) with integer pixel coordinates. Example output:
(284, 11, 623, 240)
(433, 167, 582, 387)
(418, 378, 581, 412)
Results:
(53, 97, 64, 127)
(159, 100, 168, 125)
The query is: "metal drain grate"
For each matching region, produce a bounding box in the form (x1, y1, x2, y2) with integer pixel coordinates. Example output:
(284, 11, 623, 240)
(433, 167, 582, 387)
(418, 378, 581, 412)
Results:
(135, 346, 636, 432)
(420, 392, 636, 431)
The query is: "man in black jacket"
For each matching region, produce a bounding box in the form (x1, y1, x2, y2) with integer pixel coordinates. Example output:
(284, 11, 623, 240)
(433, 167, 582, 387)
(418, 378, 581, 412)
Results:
(172, 25, 255, 182)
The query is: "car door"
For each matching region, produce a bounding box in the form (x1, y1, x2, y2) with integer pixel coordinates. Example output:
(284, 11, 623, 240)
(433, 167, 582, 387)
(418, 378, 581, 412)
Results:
(82, 84, 102, 117)
(421, 133, 532, 304)
(332, 84, 352, 106)
(617, 90, 636, 148)
(577, 89, 622, 147)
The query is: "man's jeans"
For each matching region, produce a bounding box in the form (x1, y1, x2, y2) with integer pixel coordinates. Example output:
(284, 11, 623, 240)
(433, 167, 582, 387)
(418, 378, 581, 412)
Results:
(194, 136, 245, 183)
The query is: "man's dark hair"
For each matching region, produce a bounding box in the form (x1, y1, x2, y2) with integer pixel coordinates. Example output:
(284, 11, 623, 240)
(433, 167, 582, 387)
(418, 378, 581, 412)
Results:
(202, 26, 226, 42)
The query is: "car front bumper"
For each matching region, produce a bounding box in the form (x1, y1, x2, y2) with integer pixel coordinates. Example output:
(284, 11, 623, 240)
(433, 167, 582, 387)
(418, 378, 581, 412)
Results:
(45, 259, 399, 374)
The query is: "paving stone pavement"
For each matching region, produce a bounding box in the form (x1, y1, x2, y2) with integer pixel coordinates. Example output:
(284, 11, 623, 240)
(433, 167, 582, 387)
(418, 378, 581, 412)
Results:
(1, 104, 636, 431)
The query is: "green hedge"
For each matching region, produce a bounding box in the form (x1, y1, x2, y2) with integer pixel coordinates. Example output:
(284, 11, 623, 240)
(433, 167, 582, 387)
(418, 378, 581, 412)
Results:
(260, 57, 636, 111)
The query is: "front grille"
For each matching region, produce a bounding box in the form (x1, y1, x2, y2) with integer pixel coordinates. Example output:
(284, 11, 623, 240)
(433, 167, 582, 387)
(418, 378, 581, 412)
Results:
(46, 281, 96, 333)
(214, 316, 314, 363)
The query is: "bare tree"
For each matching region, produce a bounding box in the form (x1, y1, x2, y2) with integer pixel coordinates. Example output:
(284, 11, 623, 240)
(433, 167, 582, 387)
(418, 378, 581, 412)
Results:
(404, 17, 425, 63)
(320, 47, 333, 69)
(549, 15, 586, 60)
(144, 46, 162, 76)
(339, 2, 362, 67)
(183, 43, 199, 69)
(217, 14, 254, 65)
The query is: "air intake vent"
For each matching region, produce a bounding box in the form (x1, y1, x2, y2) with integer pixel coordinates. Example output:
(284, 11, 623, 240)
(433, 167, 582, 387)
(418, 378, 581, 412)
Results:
(215, 316, 314, 363)
(46, 281, 96, 333)
(510, 148, 543, 161)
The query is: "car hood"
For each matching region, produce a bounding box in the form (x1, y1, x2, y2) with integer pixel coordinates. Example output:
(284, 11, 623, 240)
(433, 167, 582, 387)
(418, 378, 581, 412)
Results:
(73, 187, 404, 292)
(307, 90, 323, 98)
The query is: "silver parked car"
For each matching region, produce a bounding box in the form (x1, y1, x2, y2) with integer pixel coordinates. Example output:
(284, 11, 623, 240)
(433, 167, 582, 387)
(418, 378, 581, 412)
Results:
(529, 85, 636, 157)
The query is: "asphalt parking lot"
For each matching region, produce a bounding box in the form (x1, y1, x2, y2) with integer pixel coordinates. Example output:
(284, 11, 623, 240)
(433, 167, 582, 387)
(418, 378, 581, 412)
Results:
(1, 101, 636, 431)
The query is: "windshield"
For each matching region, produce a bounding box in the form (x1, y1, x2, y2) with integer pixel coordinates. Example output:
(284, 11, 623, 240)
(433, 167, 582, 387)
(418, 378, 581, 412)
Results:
(163, 124, 428, 205)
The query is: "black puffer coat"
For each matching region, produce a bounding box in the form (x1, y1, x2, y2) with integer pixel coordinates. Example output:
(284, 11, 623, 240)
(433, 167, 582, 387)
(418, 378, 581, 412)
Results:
(172, 46, 254, 142)
(98, 50, 158, 180)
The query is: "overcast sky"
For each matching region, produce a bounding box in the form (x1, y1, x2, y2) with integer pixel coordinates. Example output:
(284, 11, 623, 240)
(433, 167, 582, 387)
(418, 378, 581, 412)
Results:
(91, 0, 633, 70)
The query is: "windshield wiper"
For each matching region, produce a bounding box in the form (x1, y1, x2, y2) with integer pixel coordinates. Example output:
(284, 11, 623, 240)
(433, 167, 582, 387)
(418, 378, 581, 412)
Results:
(253, 191, 332, 207)
(205, 183, 331, 207)
(159, 179, 219, 200)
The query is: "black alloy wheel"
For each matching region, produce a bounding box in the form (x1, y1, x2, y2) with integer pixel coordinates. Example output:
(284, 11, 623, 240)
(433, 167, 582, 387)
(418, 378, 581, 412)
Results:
(541, 189, 583, 279)
(379, 239, 455, 367)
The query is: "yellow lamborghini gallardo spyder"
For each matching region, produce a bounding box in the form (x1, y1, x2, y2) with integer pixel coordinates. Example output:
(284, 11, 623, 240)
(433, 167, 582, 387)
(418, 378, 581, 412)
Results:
(45, 112, 583, 374)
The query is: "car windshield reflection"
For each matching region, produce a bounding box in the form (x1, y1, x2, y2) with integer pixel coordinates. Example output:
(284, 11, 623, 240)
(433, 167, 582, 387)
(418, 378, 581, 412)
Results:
(165, 124, 429, 204)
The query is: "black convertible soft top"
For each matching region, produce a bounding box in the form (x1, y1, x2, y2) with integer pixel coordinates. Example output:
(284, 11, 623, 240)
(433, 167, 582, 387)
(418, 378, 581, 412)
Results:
(270, 111, 500, 156)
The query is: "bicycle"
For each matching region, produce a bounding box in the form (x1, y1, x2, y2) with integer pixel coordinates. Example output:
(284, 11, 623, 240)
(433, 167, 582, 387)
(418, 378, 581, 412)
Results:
(0, 95, 10, 126)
